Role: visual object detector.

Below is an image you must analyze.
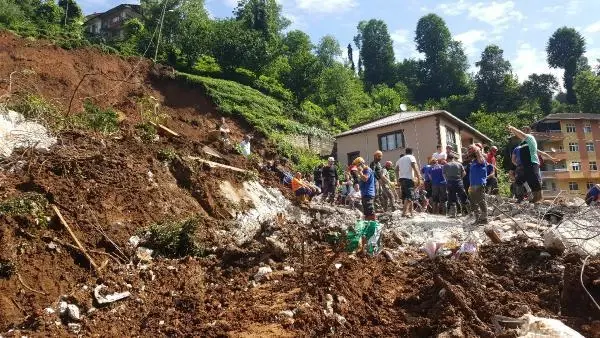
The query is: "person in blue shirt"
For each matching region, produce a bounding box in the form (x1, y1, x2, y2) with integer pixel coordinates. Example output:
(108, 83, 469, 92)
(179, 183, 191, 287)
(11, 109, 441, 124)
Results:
(354, 157, 376, 220)
(421, 159, 433, 202)
(468, 145, 488, 225)
(428, 159, 448, 214)
(585, 184, 600, 206)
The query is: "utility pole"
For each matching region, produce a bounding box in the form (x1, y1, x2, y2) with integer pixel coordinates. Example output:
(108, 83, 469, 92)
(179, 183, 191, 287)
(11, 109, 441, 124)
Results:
(64, 0, 69, 26)
(154, 0, 169, 62)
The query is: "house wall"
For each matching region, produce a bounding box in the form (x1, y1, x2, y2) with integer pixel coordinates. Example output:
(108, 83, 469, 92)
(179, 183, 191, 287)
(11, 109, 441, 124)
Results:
(85, 17, 102, 34)
(336, 116, 439, 168)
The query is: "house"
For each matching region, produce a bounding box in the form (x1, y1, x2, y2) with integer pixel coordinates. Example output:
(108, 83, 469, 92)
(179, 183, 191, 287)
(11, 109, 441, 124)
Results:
(335, 110, 492, 168)
(84, 4, 141, 40)
(531, 113, 600, 197)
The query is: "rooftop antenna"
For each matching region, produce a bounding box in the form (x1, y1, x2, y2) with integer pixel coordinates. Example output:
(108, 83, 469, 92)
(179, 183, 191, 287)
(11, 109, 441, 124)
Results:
(400, 103, 407, 112)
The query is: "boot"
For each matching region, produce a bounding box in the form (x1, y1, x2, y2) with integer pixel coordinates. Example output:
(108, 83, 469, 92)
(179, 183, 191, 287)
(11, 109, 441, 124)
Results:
(531, 190, 543, 203)
(449, 204, 457, 218)
(431, 202, 439, 214)
(440, 203, 447, 216)
(461, 203, 470, 217)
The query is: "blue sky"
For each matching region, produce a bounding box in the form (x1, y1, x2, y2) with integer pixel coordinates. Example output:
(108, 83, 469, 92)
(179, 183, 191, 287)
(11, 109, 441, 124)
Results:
(82, 0, 600, 85)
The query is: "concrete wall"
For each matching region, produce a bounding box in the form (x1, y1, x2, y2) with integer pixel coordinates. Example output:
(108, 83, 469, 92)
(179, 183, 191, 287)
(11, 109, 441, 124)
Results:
(282, 134, 335, 157)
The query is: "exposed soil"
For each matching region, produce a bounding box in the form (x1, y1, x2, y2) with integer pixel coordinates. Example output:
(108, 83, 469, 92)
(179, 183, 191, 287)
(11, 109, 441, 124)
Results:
(1, 32, 599, 337)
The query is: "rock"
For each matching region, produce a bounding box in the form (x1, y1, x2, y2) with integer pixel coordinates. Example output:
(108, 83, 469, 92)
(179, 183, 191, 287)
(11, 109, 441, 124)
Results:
(437, 326, 463, 337)
(334, 313, 347, 325)
(540, 252, 551, 258)
(334, 263, 342, 270)
(45, 307, 55, 314)
(438, 288, 447, 299)
(67, 323, 81, 334)
(136, 247, 153, 262)
(253, 266, 273, 282)
(67, 304, 80, 321)
(279, 310, 295, 318)
(265, 236, 288, 258)
(543, 230, 566, 254)
(128, 236, 141, 248)
(58, 301, 68, 315)
(94, 285, 131, 305)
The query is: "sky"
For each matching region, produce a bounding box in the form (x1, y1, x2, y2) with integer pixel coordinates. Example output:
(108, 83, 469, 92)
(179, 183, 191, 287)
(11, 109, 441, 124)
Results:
(81, 0, 600, 85)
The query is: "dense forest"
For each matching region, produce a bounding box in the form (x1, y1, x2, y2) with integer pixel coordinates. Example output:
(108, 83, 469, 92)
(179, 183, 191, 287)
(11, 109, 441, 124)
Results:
(2, 0, 600, 147)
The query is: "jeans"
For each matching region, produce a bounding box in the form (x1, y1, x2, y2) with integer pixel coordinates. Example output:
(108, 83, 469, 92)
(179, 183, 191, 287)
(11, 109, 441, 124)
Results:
(380, 184, 395, 210)
(447, 180, 468, 206)
(432, 185, 448, 203)
(469, 185, 487, 220)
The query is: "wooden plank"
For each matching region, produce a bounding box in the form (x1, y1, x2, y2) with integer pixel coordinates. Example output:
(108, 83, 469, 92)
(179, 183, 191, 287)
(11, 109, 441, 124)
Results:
(188, 156, 248, 173)
(150, 122, 180, 137)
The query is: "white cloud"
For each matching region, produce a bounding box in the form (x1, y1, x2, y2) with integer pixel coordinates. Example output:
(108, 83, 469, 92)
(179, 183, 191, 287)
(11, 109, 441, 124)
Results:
(295, 0, 358, 14)
(534, 22, 552, 31)
(390, 29, 422, 60)
(566, 0, 581, 15)
(468, 1, 525, 33)
(391, 29, 409, 44)
(512, 42, 563, 86)
(542, 5, 560, 13)
(455, 30, 488, 57)
(435, 0, 471, 16)
(585, 21, 600, 34)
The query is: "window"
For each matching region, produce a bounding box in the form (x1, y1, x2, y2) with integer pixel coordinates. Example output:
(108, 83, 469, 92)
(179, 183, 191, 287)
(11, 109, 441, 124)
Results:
(566, 123, 576, 133)
(558, 145, 564, 152)
(378, 131, 405, 152)
(445, 126, 458, 151)
(112, 17, 119, 23)
(571, 161, 581, 171)
(590, 161, 598, 171)
(584, 123, 592, 133)
(569, 142, 579, 152)
(569, 182, 579, 191)
(587, 142, 595, 152)
(587, 182, 595, 190)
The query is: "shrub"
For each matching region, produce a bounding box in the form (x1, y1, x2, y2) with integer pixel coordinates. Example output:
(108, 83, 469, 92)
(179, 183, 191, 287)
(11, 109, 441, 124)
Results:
(0, 192, 49, 227)
(157, 147, 177, 162)
(231, 67, 257, 86)
(8, 93, 66, 131)
(79, 100, 119, 133)
(254, 75, 293, 102)
(142, 218, 204, 258)
(135, 122, 158, 142)
(192, 55, 222, 77)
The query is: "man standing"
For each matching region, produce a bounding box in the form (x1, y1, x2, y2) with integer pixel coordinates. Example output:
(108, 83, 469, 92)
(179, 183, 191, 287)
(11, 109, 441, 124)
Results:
(396, 148, 423, 218)
(321, 157, 339, 204)
(354, 157, 376, 220)
(443, 153, 469, 218)
(370, 150, 384, 208)
(380, 161, 396, 211)
(486, 163, 498, 195)
(429, 159, 448, 214)
(421, 159, 433, 202)
(468, 145, 489, 225)
(432, 145, 447, 161)
(508, 125, 557, 203)
(313, 164, 323, 190)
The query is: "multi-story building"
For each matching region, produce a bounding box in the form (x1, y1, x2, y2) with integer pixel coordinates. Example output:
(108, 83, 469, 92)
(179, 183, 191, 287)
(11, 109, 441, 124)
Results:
(84, 4, 141, 41)
(531, 113, 600, 197)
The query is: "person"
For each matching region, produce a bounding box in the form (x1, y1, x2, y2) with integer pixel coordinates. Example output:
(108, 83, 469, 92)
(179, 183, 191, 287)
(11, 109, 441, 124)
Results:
(239, 135, 251, 156)
(421, 159, 433, 203)
(379, 161, 396, 211)
(468, 145, 488, 225)
(432, 145, 447, 161)
(443, 153, 469, 218)
(354, 157, 377, 220)
(321, 157, 339, 204)
(313, 164, 323, 190)
(429, 159, 447, 214)
(291, 172, 316, 203)
(585, 184, 600, 206)
(370, 150, 384, 208)
(395, 148, 423, 218)
(508, 125, 557, 203)
(486, 162, 498, 195)
(487, 146, 498, 167)
(217, 117, 231, 144)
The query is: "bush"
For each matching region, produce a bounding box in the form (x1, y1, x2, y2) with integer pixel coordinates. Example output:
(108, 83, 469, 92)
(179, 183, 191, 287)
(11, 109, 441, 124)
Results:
(254, 75, 293, 102)
(142, 218, 204, 258)
(0, 192, 49, 227)
(192, 55, 222, 77)
(231, 67, 257, 86)
(79, 100, 119, 133)
(135, 122, 158, 142)
(8, 93, 66, 131)
(157, 147, 177, 162)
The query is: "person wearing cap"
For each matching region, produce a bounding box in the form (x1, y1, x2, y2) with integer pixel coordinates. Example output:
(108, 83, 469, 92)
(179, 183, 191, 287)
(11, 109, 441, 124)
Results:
(321, 157, 339, 204)
(468, 145, 489, 225)
(379, 161, 396, 211)
(353, 157, 377, 220)
(443, 152, 469, 218)
(395, 148, 423, 217)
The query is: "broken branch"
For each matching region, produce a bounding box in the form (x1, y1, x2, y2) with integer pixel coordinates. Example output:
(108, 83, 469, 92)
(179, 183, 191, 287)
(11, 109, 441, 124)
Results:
(52, 205, 100, 273)
(17, 272, 47, 296)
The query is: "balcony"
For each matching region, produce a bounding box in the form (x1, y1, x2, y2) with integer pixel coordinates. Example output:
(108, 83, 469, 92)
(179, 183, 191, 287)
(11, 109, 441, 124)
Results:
(532, 130, 564, 141)
(544, 151, 568, 161)
(541, 169, 570, 179)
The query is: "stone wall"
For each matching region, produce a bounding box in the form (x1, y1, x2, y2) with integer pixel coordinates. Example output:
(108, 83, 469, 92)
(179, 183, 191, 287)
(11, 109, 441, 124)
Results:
(283, 134, 335, 157)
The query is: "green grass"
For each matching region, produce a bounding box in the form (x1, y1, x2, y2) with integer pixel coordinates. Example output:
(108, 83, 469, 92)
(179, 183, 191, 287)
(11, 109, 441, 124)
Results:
(0, 192, 49, 227)
(142, 218, 205, 258)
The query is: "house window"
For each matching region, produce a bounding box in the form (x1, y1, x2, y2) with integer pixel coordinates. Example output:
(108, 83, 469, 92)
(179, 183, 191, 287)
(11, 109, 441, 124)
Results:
(586, 142, 595, 152)
(584, 123, 592, 133)
(569, 142, 579, 152)
(445, 126, 458, 151)
(590, 161, 598, 171)
(571, 161, 581, 171)
(587, 182, 595, 190)
(569, 182, 579, 191)
(347, 151, 360, 167)
(566, 123, 576, 133)
(378, 131, 405, 152)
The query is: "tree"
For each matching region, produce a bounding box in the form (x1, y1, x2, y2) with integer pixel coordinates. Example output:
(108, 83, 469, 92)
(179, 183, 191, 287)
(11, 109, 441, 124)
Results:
(0, 0, 25, 26)
(234, 0, 289, 40)
(176, 0, 211, 68)
(574, 71, 600, 113)
(474, 45, 515, 112)
(211, 19, 271, 73)
(58, 0, 82, 24)
(547, 27, 586, 104)
(371, 84, 402, 115)
(354, 19, 395, 88)
(315, 35, 341, 68)
(280, 30, 321, 101)
(347, 43, 355, 72)
(415, 13, 451, 58)
(521, 73, 559, 114)
(35, 1, 63, 25)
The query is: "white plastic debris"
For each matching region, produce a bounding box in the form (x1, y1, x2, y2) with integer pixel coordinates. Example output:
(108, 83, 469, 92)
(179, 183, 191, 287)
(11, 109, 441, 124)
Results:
(279, 310, 295, 318)
(0, 109, 57, 157)
(58, 301, 68, 315)
(94, 284, 131, 305)
(67, 304, 80, 321)
(44, 307, 55, 314)
(253, 266, 273, 282)
(334, 263, 342, 270)
(67, 323, 81, 334)
(518, 314, 584, 337)
(128, 236, 141, 248)
(136, 247, 153, 262)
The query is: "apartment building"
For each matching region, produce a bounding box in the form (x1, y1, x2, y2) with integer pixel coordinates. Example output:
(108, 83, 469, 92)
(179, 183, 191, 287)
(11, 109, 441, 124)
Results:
(84, 4, 141, 40)
(531, 113, 600, 197)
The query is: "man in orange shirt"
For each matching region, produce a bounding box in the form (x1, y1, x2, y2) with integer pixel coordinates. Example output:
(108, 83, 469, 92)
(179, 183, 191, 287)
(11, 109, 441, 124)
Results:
(291, 172, 315, 202)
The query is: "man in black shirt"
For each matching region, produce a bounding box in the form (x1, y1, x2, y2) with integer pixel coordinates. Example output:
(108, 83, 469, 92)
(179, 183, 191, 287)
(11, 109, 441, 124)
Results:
(313, 164, 323, 190)
(321, 157, 338, 203)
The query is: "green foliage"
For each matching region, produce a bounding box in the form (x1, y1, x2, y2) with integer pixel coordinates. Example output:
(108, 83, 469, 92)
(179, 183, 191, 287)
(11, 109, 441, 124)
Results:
(547, 27, 586, 104)
(232, 67, 258, 86)
(79, 100, 120, 133)
(475, 45, 516, 112)
(415, 14, 451, 58)
(521, 73, 559, 115)
(137, 95, 166, 124)
(211, 19, 272, 73)
(0, 192, 49, 228)
(8, 93, 66, 131)
(0, 258, 15, 278)
(143, 217, 205, 258)
(254, 75, 293, 101)
(468, 110, 540, 149)
(315, 35, 342, 68)
(574, 70, 600, 113)
(136, 122, 158, 142)
(371, 84, 402, 115)
(193, 55, 222, 76)
(58, 0, 83, 25)
(234, 0, 290, 40)
(157, 147, 178, 162)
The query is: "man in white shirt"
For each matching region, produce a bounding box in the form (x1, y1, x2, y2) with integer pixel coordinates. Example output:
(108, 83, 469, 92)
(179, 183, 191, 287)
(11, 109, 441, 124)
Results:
(432, 145, 447, 161)
(239, 135, 251, 156)
(395, 148, 423, 217)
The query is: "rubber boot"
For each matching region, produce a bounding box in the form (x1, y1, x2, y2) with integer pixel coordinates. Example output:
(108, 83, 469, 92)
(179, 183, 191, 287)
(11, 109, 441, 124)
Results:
(440, 203, 447, 216)
(461, 203, 470, 217)
(449, 204, 457, 218)
(531, 190, 543, 203)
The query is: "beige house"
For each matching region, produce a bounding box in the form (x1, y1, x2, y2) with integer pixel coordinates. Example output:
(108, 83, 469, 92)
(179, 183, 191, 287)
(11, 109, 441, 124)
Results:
(335, 110, 493, 168)
(84, 4, 141, 40)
